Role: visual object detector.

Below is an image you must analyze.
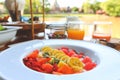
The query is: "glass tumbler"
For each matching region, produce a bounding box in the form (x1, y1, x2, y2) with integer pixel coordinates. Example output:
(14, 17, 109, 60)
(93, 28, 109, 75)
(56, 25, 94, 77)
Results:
(92, 21, 112, 42)
(67, 21, 85, 40)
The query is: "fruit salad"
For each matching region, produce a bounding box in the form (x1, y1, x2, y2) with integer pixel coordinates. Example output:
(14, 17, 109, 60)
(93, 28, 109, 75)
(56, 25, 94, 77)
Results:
(23, 46, 97, 75)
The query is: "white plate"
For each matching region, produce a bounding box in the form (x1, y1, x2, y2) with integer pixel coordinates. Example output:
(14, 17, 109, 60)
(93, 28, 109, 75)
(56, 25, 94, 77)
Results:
(0, 39, 120, 80)
(0, 26, 21, 47)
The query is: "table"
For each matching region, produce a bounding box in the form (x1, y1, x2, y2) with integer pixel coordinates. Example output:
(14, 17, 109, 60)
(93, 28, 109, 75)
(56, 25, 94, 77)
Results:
(1, 21, 119, 51)
(101, 38, 120, 51)
(9, 29, 120, 51)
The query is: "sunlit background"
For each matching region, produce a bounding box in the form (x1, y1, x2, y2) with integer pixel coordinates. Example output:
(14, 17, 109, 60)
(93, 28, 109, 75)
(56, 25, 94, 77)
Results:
(0, 0, 106, 7)
(0, 0, 120, 38)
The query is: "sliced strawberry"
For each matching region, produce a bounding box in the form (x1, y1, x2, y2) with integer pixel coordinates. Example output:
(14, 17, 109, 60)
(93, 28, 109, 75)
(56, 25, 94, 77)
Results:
(77, 54, 84, 58)
(92, 62, 97, 67)
(32, 67, 43, 72)
(67, 50, 76, 57)
(71, 53, 78, 57)
(41, 63, 53, 73)
(82, 56, 92, 64)
(84, 62, 97, 71)
(61, 48, 69, 54)
(37, 58, 51, 65)
(61, 47, 69, 50)
(53, 63, 58, 71)
(27, 49, 39, 58)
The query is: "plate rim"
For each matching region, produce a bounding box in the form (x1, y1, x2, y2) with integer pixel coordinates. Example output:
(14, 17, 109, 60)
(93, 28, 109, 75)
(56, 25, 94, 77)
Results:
(0, 39, 120, 80)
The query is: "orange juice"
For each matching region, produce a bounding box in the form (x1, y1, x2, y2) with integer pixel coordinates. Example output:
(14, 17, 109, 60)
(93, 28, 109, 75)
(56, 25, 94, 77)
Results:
(67, 29, 85, 40)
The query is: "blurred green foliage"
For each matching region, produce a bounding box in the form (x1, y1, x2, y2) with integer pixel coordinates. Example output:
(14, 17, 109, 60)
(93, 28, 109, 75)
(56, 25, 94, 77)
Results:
(101, 0, 120, 16)
(82, 0, 120, 16)
(24, 0, 50, 14)
(1, 0, 120, 17)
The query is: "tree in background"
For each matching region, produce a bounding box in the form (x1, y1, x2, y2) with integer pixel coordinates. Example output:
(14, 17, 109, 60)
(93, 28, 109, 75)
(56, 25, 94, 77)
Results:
(82, 0, 102, 14)
(71, 7, 79, 13)
(24, 0, 50, 14)
(82, 0, 91, 13)
(43, 0, 50, 13)
(91, 1, 101, 13)
(0, 2, 7, 14)
(101, 0, 120, 17)
(24, 0, 42, 14)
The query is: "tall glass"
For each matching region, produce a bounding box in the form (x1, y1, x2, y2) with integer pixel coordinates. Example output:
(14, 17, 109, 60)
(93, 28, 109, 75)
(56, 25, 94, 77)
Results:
(92, 21, 112, 42)
(67, 21, 85, 40)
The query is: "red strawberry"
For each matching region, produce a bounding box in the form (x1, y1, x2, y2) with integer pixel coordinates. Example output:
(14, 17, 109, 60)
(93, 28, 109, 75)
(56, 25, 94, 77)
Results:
(82, 56, 92, 64)
(61, 47, 69, 50)
(27, 49, 39, 58)
(41, 63, 53, 73)
(61, 48, 69, 55)
(53, 63, 58, 71)
(67, 50, 76, 57)
(32, 66, 43, 72)
(84, 62, 96, 71)
(37, 58, 51, 65)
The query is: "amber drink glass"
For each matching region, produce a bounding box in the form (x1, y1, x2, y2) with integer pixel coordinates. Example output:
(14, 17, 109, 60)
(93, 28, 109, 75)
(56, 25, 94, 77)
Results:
(92, 21, 112, 42)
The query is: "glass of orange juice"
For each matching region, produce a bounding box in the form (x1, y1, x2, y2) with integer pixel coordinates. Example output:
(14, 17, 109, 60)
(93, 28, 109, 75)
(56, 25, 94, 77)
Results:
(67, 21, 85, 40)
(92, 21, 112, 42)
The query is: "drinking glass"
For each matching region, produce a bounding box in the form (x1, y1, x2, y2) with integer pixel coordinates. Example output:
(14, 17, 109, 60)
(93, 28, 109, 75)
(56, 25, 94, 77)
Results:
(67, 21, 85, 40)
(48, 25, 67, 39)
(92, 21, 112, 42)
